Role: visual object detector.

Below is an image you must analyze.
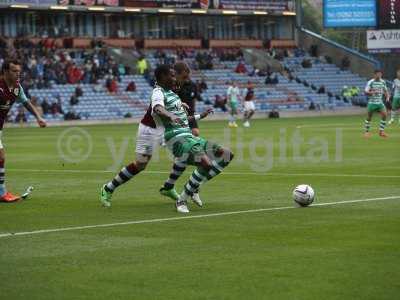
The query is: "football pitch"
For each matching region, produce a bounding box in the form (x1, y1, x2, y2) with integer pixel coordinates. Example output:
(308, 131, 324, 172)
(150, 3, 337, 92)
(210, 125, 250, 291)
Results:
(1, 115, 399, 300)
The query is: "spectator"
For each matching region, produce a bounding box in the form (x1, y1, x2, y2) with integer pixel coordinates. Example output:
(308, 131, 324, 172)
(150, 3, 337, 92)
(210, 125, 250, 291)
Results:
(350, 86, 360, 97)
(106, 76, 118, 93)
(15, 106, 27, 123)
(75, 85, 83, 98)
(51, 99, 64, 116)
(64, 109, 81, 121)
(317, 85, 326, 94)
(269, 108, 280, 118)
(309, 101, 316, 110)
(93, 79, 103, 93)
(235, 61, 247, 74)
(67, 63, 83, 84)
(271, 75, 279, 84)
(310, 45, 318, 57)
(126, 81, 137, 92)
(70, 95, 79, 106)
(301, 59, 312, 69)
(199, 78, 208, 92)
(41, 98, 50, 115)
(265, 75, 273, 85)
(213, 95, 228, 112)
(137, 56, 148, 75)
(341, 57, 351, 70)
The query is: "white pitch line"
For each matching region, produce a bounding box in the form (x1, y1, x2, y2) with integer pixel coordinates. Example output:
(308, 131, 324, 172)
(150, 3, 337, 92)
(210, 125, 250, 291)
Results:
(0, 195, 399, 239)
(7, 168, 400, 179)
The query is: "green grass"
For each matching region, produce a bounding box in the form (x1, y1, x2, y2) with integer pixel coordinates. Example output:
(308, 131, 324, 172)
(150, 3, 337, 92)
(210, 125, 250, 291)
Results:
(1, 115, 399, 300)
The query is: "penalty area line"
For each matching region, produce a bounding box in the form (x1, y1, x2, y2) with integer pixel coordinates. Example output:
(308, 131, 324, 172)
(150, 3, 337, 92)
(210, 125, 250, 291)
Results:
(0, 195, 399, 239)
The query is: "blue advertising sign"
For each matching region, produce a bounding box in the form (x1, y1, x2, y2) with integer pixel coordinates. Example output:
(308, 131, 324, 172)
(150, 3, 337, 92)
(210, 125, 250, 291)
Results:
(323, 0, 377, 28)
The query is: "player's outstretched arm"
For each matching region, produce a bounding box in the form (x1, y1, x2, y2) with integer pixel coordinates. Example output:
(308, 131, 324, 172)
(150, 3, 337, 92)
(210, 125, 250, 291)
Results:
(153, 104, 184, 126)
(23, 101, 47, 127)
(187, 108, 214, 123)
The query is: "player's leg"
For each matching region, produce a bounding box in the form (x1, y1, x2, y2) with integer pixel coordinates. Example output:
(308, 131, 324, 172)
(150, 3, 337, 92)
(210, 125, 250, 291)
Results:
(390, 97, 400, 124)
(243, 102, 255, 127)
(379, 106, 388, 138)
(385, 100, 392, 124)
(160, 118, 199, 201)
(100, 124, 157, 207)
(189, 117, 200, 137)
(364, 105, 373, 138)
(160, 158, 188, 201)
(0, 133, 19, 202)
(229, 102, 238, 127)
(176, 140, 234, 213)
(176, 154, 213, 213)
(0, 148, 5, 197)
(231, 105, 238, 127)
(100, 154, 150, 207)
(243, 109, 249, 127)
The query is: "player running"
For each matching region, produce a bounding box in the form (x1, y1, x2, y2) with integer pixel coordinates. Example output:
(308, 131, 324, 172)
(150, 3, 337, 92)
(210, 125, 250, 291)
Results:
(0, 59, 47, 202)
(99, 68, 212, 208)
(152, 65, 234, 213)
(389, 69, 400, 125)
(364, 69, 390, 138)
(242, 81, 256, 128)
(227, 81, 241, 128)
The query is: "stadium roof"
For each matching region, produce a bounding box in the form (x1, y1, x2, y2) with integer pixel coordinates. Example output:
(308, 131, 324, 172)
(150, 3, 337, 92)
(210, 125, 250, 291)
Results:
(0, 3, 296, 17)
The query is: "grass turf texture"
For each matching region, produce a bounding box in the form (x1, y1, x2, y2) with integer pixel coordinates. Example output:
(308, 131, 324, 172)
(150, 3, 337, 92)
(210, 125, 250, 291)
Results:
(0, 115, 399, 299)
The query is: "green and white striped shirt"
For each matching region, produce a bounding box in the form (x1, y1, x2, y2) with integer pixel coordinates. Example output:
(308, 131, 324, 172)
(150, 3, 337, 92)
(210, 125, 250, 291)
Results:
(151, 86, 191, 141)
(365, 79, 388, 104)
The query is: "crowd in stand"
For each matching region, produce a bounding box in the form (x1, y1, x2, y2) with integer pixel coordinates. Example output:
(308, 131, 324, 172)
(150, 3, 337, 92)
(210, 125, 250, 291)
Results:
(0, 37, 137, 122)
(0, 37, 361, 123)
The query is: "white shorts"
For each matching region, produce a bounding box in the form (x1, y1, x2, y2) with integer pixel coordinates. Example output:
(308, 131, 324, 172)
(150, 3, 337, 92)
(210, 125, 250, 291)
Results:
(135, 123, 164, 156)
(0, 131, 3, 149)
(244, 101, 255, 111)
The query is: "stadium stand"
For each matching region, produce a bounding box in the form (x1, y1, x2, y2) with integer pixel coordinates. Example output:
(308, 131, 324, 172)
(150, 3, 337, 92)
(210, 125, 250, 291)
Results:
(2, 38, 367, 124)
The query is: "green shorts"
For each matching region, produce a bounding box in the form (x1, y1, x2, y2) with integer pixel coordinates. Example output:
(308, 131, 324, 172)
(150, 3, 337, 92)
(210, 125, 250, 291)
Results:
(393, 97, 400, 110)
(229, 101, 238, 114)
(169, 135, 222, 165)
(367, 103, 386, 113)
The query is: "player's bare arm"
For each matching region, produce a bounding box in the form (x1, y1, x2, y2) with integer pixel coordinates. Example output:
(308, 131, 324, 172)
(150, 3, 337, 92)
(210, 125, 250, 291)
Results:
(153, 104, 184, 126)
(384, 90, 390, 102)
(23, 101, 47, 127)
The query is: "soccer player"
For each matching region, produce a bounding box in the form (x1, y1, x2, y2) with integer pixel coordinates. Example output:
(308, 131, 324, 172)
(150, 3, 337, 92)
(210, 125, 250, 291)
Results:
(389, 69, 400, 125)
(0, 59, 47, 202)
(160, 62, 204, 205)
(100, 68, 212, 207)
(227, 81, 240, 128)
(364, 70, 390, 138)
(173, 62, 202, 136)
(242, 81, 256, 127)
(152, 65, 234, 213)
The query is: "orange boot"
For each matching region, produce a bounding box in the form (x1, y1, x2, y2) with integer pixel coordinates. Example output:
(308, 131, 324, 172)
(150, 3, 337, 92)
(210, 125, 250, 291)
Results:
(0, 192, 20, 202)
(379, 131, 388, 138)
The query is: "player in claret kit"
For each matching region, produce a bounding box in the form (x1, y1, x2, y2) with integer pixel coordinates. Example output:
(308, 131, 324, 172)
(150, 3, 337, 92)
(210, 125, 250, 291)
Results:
(363, 69, 390, 138)
(0, 60, 47, 202)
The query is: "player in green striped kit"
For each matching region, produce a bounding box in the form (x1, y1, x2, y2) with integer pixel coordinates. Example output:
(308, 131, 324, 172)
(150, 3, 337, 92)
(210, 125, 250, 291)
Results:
(364, 70, 390, 138)
(152, 65, 234, 213)
(389, 69, 400, 125)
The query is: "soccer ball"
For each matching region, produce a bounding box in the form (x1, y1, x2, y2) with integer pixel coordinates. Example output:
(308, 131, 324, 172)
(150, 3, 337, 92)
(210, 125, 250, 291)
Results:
(293, 184, 315, 207)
